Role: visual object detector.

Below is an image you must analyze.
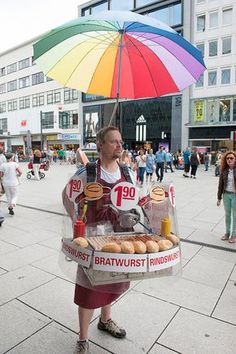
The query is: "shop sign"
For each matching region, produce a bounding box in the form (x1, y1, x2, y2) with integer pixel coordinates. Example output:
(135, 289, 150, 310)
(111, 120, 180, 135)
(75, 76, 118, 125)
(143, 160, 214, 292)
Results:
(62, 133, 81, 140)
(194, 101, 204, 122)
(47, 135, 58, 141)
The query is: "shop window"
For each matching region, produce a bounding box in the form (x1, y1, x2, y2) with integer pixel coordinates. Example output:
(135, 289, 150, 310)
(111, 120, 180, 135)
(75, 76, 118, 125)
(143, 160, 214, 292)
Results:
(197, 15, 205, 32)
(222, 8, 232, 26)
(209, 40, 217, 57)
(206, 99, 218, 123)
(219, 99, 230, 122)
(209, 11, 218, 28)
(208, 71, 217, 86)
(221, 68, 231, 84)
(222, 37, 231, 55)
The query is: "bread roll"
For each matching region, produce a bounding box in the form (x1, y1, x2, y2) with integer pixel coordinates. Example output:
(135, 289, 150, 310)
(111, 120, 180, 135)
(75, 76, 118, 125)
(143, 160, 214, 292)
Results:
(158, 239, 173, 251)
(101, 242, 121, 253)
(73, 237, 89, 248)
(150, 186, 165, 203)
(165, 234, 179, 245)
(133, 240, 147, 254)
(120, 241, 135, 254)
(146, 240, 159, 253)
(84, 182, 103, 200)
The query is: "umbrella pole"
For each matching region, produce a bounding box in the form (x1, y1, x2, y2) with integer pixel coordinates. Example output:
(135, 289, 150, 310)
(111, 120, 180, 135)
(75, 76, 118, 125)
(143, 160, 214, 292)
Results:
(108, 30, 123, 127)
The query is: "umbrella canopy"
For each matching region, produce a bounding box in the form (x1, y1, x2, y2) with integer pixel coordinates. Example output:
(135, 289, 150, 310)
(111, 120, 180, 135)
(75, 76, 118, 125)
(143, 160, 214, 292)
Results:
(34, 11, 206, 99)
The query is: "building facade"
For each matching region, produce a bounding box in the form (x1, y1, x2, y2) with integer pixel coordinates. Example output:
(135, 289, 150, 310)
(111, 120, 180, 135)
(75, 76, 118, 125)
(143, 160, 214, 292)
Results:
(189, 0, 236, 152)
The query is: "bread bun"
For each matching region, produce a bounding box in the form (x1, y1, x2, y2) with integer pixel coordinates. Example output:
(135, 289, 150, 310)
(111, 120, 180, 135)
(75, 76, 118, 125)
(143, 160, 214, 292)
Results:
(73, 237, 89, 248)
(158, 239, 173, 251)
(101, 242, 121, 253)
(165, 234, 179, 245)
(150, 186, 165, 203)
(146, 240, 159, 253)
(133, 240, 147, 254)
(84, 182, 103, 200)
(120, 241, 135, 254)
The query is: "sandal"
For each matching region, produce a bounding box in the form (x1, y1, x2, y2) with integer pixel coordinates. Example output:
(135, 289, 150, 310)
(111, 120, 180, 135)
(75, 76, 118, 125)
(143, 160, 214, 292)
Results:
(229, 236, 236, 243)
(221, 234, 229, 241)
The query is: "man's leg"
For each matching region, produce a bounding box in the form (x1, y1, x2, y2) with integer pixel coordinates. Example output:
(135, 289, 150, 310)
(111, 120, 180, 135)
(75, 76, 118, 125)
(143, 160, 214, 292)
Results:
(78, 307, 94, 340)
(98, 304, 126, 338)
(160, 162, 164, 182)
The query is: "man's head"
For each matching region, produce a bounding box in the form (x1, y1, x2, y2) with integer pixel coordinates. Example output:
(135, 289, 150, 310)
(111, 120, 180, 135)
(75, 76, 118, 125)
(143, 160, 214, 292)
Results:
(5, 153, 13, 161)
(96, 126, 123, 160)
(0, 147, 4, 154)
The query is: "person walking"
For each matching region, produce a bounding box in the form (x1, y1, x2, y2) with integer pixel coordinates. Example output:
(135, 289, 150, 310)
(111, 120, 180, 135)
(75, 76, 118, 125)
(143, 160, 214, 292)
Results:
(204, 152, 210, 171)
(155, 146, 166, 182)
(32, 146, 41, 181)
(0, 153, 22, 215)
(190, 148, 200, 179)
(63, 126, 135, 354)
(183, 147, 191, 177)
(165, 150, 174, 173)
(135, 148, 146, 186)
(217, 151, 236, 243)
(146, 149, 155, 183)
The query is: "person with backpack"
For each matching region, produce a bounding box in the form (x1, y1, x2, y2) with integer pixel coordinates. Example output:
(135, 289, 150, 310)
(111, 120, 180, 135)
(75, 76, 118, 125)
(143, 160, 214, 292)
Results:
(63, 126, 136, 354)
(32, 146, 41, 180)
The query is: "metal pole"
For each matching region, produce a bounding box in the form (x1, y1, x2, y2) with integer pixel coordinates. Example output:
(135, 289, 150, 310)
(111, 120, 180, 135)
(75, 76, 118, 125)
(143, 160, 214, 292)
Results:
(40, 110, 43, 150)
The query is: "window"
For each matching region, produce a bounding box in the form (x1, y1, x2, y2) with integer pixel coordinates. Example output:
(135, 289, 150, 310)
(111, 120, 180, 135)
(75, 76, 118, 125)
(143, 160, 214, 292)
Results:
(222, 37, 231, 55)
(7, 80, 17, 92)
(46, 76, 53, 82)
(0, 83, 6, 94)
(209, 11, 218, 28)
(206, 99, 218, 123)
(222, 8, 232, 25)
(32, 93, 44, 107)
(32, 72, 44, 85)
(136, 0, 153, 7)
(196, 43, 205, 57)
(8, 100, 17, 111)
(0, 118, 7, 132)
(91, 1, 108, 14)
(47, 91, 53, 104)
(146, 2, 182, 27)
(19, 96, 30, 109)
(197, 0, 205, 3)
(110, 0, 133, 10)
(54, 90, 61, 103)
(18, 58, 30, 70)
(195, 73, 204, 87)
(19, 76, 30, 89)
(208, 71, 217, 86)
(219, 99, 230, 122)
(221, 68, 231, 84)
(233, 99, 236, 121)
(209, 40, 217, 57)
(64, 88, 78, 103)
(7, 62, 17, 74)
(197, 15, 205, 31)
(42, 112, 54, 129)
(0, 103, 6, 113)
(0, 67, 5, 77)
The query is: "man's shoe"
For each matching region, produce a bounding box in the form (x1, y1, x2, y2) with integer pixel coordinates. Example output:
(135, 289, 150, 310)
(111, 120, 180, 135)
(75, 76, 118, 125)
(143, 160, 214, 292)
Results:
(74, 340, 90, 354)
(97, 318, 126, 338)
(8, 207, 14, 215)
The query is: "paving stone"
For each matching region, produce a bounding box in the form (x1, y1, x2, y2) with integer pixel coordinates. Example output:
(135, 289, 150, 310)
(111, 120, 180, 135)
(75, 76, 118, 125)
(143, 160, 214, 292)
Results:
(230, 266, 236, 281)
(158, 308, 236, 354)
(199, 247, 236, 263)
(0, 265, 55, 305)
(0, 267, 6, 275)
(149, 344, 178, 354)
(212, 281, 236, 325)
(89, 290, 179, 354)
(179, 241, 202, 260)
(39, 236, 62, 251)
(0, 240, 19, 255)
(0, 243, 57, 270)
(0, 299, 51, 354)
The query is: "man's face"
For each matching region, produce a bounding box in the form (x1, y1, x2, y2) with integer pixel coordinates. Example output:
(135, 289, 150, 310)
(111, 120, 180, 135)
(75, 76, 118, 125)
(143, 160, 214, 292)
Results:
(99, 130, 123, 160)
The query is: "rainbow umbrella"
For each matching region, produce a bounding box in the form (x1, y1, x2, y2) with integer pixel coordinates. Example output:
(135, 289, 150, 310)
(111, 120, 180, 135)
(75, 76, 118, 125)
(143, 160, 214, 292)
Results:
(33, 10, 206, 99)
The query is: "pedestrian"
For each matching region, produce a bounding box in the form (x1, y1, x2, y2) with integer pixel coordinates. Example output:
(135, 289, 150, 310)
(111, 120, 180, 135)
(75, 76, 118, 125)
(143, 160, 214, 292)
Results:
(204, 152, 210, 171)
(217, 151, 236, 243)
(155, 146, 166, 182)
(190, 148, 200, 179)
(120, 149, 131, 168)
(32, 146, 42, 181)
(165, 150, 174, 173)
(135, 148, 146, 185)
(63, 126, 134, 354)
(0, 146, 6, 166)
(0, 153, 22, 215)
(146, 149, 155, 183)
(183, 147, 191, 177)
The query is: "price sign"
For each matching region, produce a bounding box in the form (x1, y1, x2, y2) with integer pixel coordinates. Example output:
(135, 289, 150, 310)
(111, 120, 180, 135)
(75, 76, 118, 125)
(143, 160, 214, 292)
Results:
(111, 182, 139, 211)
(168, 183, 176, 207)
(66, 176, 83, 202)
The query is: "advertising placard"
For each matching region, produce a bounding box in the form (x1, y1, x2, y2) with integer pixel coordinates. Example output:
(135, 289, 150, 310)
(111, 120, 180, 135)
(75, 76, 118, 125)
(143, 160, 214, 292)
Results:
(61, 238, 92, 268)
(148, 246, 180, 271)
(93, 252, 147, 273)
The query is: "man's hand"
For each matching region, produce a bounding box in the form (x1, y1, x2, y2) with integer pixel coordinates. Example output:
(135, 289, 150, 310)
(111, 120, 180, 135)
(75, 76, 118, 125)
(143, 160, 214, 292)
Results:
(217, 200, 221, 206)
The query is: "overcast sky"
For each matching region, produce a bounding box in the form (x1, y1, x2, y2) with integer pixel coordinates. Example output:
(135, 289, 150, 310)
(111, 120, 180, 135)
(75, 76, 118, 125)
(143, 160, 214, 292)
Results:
(0, 0, 88, 53)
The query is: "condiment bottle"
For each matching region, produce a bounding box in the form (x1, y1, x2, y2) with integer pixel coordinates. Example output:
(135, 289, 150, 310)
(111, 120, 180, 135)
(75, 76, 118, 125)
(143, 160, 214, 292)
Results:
(73, 219, 85, 238)
(161, 218, 171, 237)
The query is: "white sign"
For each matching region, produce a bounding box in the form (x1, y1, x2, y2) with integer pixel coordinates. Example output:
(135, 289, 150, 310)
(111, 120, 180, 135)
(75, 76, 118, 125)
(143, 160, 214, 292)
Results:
(110, 182, 139, 211)
(93, 252, 147, 273)
(148, 246, 180, 271)
(61, 238, 92, 268)
(62, 133, 81, 140)
(66, 176, 83, 202)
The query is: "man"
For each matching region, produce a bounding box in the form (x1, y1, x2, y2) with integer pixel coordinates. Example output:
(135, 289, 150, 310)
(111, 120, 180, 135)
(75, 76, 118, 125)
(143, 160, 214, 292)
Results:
(165, 150, 174, 173)
(183, 147, 191, 177)
(0, 146, 6, 166)
(63, 126, 133, 354)
(155, 146, 166, 182)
